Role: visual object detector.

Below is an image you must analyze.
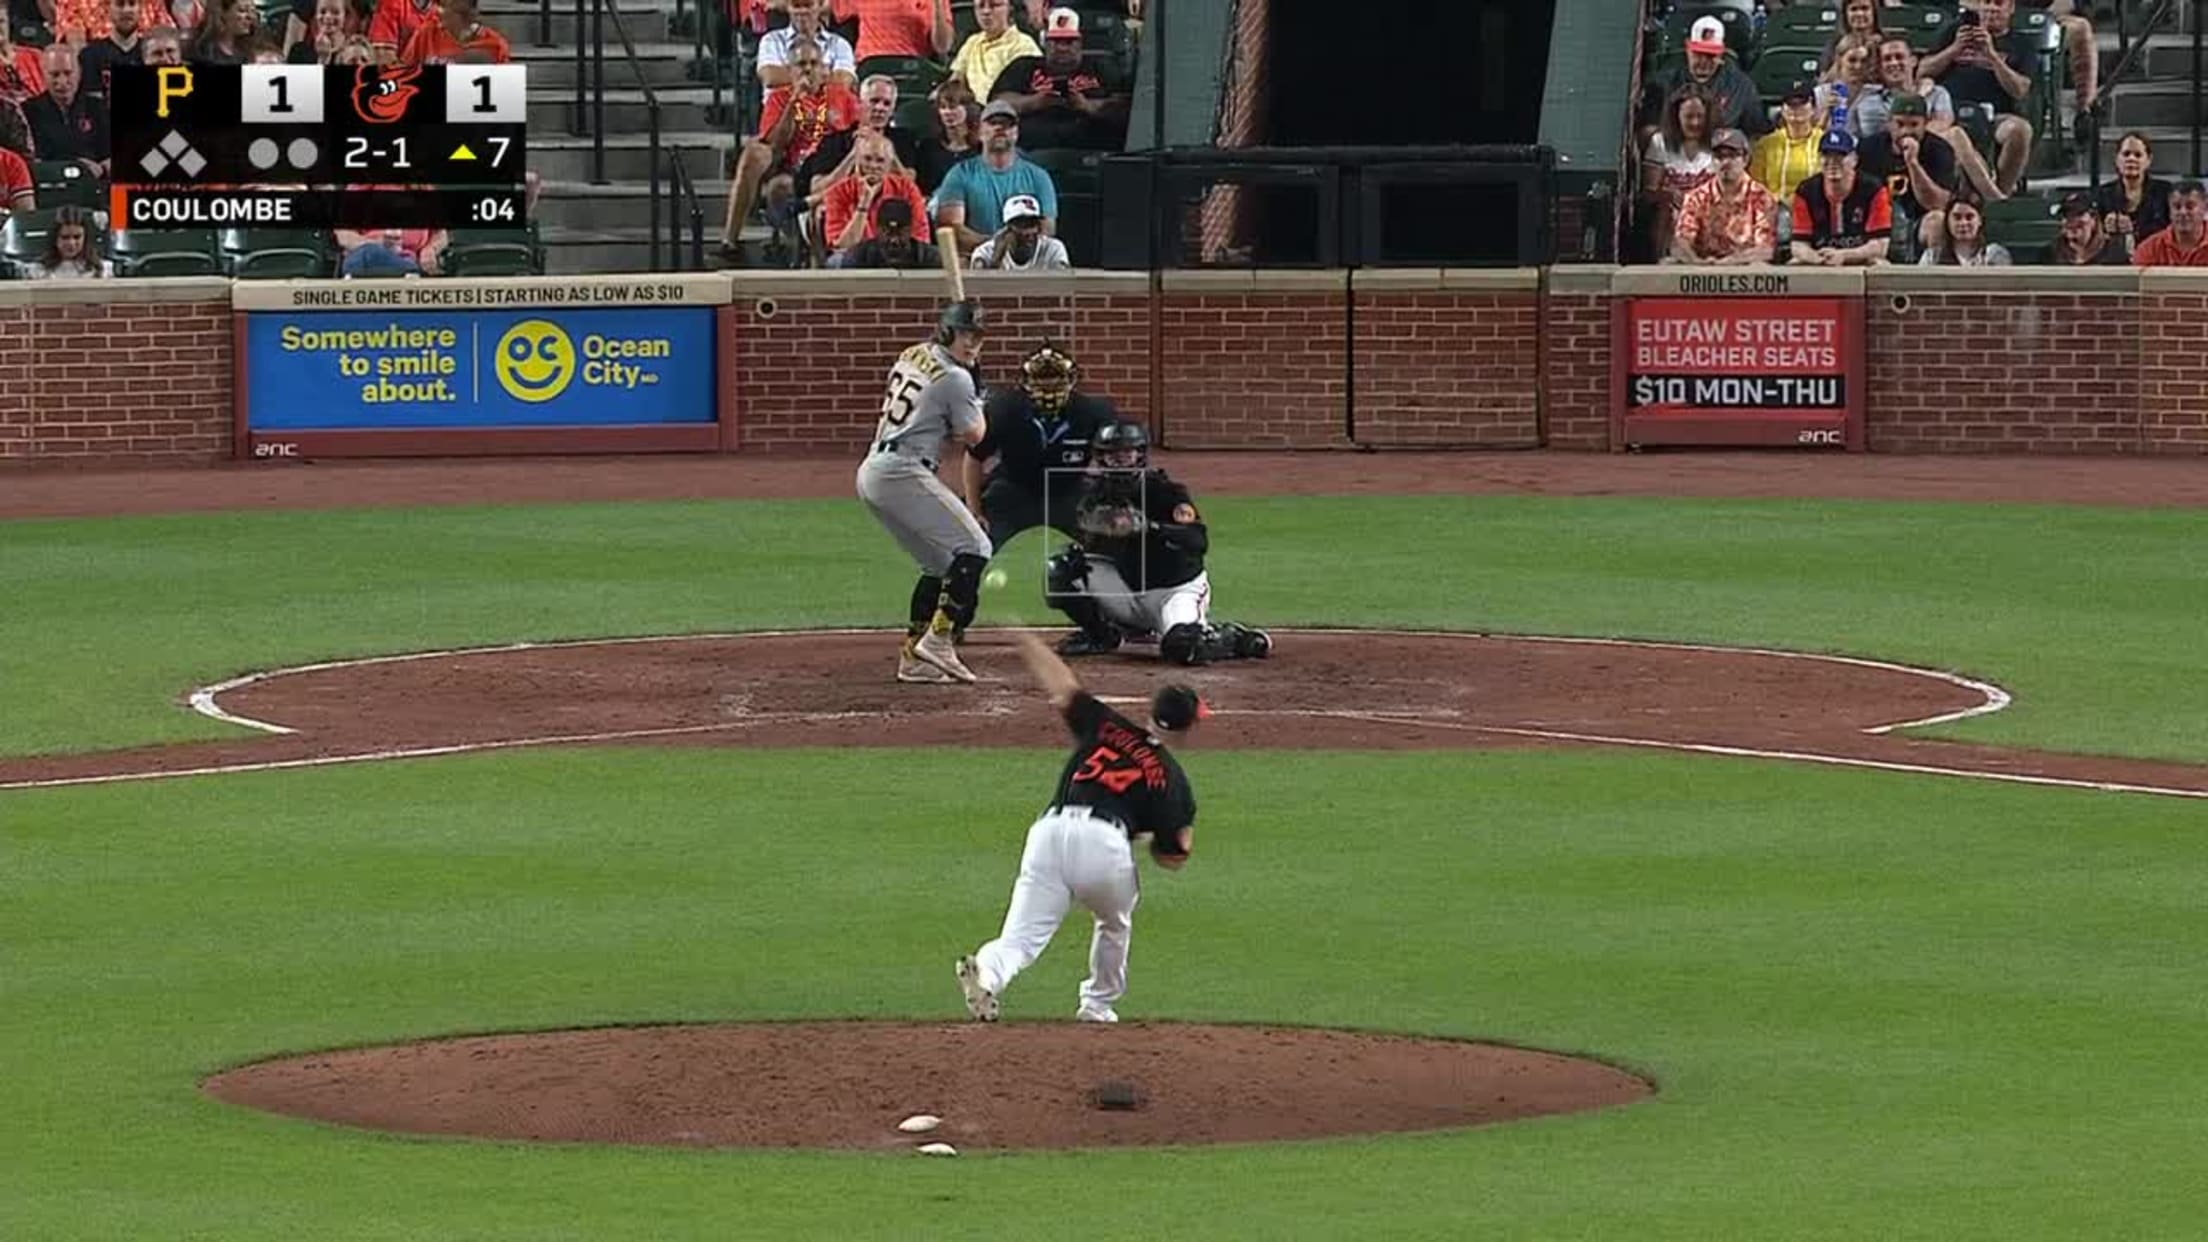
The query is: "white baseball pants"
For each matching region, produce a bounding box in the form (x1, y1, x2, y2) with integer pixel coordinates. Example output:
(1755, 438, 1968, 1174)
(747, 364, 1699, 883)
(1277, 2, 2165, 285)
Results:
(971, 806, 1141, 1019)
(1084, 564, 1211, 637)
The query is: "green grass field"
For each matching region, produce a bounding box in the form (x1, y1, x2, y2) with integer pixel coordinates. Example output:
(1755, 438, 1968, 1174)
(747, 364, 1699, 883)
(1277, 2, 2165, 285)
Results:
(5, 493, 2207, 1239)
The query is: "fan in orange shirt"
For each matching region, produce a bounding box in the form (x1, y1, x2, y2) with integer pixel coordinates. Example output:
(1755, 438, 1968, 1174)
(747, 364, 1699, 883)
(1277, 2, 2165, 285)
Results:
(399, 0, 510, 64)
(368, 0, 437, 59)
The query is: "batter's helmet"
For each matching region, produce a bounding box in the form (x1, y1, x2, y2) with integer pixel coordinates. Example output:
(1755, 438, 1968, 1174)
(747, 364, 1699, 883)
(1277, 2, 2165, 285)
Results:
(935, 299, 987, 346)
(1022, 343, 1078, 413)
(1094, 421, 1150, 470)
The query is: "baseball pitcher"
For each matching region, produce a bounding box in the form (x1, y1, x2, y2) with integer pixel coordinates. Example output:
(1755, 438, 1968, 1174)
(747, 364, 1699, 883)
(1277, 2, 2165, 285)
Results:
(855, 299, 993, 684)
(956, 629, 1205, 1024)
(1045, 422, 1273, 666)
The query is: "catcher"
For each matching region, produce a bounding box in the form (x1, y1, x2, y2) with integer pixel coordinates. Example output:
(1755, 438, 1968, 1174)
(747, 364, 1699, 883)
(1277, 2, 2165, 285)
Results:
(956, 628, 1204, 1024)
(1046, 421, 1273, 665)
(855, 299, 992, 685)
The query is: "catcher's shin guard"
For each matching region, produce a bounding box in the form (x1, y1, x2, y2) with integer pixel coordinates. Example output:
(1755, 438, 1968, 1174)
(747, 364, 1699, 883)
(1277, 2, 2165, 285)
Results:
(935, 554, 987, 633)
(908, 574, 943, 637)
(1045, 548, 1116, 643)
(1161, 622, 1244, 667)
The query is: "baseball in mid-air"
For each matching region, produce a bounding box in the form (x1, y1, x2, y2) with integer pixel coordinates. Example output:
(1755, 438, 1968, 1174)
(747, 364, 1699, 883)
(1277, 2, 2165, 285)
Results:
(983, 568, 1009, 590)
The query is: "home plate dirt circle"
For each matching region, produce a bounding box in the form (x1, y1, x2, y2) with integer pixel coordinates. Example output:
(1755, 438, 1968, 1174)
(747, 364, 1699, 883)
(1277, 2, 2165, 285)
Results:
(202, 1022, 1654, 1150)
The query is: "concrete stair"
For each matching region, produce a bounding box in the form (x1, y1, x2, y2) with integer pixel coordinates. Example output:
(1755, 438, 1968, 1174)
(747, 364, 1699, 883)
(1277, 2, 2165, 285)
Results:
(487, 0, 739, 272)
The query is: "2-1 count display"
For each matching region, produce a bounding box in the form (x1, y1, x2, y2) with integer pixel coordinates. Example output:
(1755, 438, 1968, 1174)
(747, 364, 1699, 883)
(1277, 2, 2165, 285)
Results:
(345, 136, 410, 169)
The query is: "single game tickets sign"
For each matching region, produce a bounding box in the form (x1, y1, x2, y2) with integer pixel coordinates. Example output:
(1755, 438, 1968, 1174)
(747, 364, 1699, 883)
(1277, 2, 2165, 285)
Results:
(1615, 295, 1864, 450)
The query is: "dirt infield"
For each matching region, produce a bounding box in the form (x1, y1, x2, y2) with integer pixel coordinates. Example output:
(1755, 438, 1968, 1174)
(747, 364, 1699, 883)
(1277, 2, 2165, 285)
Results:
(202, 1021, 1651, 1150)
(6, 629, 2208, 800)
(7, 451, 2208, 520)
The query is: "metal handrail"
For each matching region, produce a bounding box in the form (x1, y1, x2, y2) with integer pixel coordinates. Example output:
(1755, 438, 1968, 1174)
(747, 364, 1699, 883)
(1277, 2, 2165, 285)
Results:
(667, 148, 708, 270)
(2086, 0, 2183, 185)
(592, 0, 667, 270)
(536, 0, 552, 49)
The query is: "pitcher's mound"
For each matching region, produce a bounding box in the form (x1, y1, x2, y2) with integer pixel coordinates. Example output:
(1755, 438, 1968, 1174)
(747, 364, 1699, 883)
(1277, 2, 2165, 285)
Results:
(204, 1021, 1650, 1150)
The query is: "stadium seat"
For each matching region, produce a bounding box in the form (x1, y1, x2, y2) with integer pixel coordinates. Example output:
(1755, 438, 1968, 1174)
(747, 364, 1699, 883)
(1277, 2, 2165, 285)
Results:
(444, 227, 545, 276)
(893, 95, 935, 137)
(1054, 190, 1098, 267)
(1984, 193, 2061, 257)
(220, 228, 332, 278)
(1025, 147, 1103, 196)
(109, 229, 221, 277)
(857, 54, 946, 99)
(1767, 4, 1840, 41)
(0, 206, 55, 274)
(1751, 49, 1823, 100)
(1886, 3, 1954, 51)
(32, 161, 103, 209)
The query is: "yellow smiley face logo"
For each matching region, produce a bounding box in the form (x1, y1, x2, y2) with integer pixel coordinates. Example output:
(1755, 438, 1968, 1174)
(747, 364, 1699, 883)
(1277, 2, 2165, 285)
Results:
(494, 320, 576, 403)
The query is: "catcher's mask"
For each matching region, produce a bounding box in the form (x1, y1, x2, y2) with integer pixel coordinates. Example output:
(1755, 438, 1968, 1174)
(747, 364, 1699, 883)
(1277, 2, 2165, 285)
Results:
(934, 299, 987, 347)
(1093, 420, 1149, 471)
(1021, 344, 1078, 412)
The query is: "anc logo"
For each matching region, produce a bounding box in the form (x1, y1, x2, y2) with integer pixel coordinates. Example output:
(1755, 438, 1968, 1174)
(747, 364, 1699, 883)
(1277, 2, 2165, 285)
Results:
(494, 320, 576, 402)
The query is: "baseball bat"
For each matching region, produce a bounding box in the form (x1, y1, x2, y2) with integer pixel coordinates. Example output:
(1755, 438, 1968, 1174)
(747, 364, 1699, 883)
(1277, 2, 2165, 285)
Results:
(936, 226, 966, 301)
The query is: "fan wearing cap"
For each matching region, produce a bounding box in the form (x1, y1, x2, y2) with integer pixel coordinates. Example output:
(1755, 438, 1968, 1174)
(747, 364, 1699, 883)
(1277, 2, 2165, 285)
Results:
(1752, 81, 1826, 245)
(970, 193, 1071, 270)
(1853, 37, 2006, 205)
(953, 629, 1205, 1026)
(1790, 129, 1893, 267)
(845, 196, 944, 268)
(2131, 180, 2208, 268)
(931, 96, 1060, 253)
(1639, 14, 1769, 146)
(1853, 91, 1959, 261)
(2044, 192, 2131, 266)
(1669, 128, 1778, 265)
(948, 0, 1040, 102)
(988, 6, 1128, 151)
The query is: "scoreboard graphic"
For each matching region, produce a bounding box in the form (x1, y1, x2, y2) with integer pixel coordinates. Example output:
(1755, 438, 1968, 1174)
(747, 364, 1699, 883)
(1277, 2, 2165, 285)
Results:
(111, 63, 528, 229)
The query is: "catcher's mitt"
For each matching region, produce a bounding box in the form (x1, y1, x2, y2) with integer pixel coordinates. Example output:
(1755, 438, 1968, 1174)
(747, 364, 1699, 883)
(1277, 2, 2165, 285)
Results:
(1077, 500, 1145, 539)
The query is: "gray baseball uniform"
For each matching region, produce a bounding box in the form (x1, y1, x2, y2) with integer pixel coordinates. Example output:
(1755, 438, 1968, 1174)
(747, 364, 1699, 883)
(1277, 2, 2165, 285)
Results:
(856, 342, 993, 573)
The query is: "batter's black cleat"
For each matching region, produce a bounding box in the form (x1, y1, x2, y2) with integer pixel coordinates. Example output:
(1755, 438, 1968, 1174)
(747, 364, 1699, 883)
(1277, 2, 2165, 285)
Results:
(1056, 628, 1122, 657)
(1220, 622, 1273, 659)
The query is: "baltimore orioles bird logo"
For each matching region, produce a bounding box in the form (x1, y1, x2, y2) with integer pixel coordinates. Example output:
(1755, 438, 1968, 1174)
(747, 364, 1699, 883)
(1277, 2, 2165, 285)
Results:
(351, 64, 422, 124)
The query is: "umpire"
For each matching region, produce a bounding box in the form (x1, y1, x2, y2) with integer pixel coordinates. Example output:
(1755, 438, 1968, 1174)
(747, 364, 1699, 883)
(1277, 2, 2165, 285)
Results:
(961, 343, 1119, 554)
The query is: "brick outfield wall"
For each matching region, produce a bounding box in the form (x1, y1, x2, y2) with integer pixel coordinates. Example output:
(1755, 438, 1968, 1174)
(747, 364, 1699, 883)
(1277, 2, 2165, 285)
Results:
(5, 269, 2207, 466)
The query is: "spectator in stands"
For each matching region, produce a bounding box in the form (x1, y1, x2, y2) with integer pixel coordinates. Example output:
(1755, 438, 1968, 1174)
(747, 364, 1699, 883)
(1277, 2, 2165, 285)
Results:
(911, 76, 978, 194)
(719, 37, 860, 261)
(1640, 16, 1768, 141)
(186, 0, 251, 63)
(367, 0, 433, 61)
(287, 0, 348, 61)
(949, 0, 1038, 103)
(2095, 131, 2172, 251)
(28, 204, 109, 277)
(248, 31, 285, 60)
(2132, 181, 2208, 267)
(1922, 0, 2034, 196)
(1641, 84, 1716, 259)
(2043, 192, 2127, 265)
(337, 217, 447, 275)
(1668, 127, 1776, 265)
(759, 0, 857, 100)
(830, 0, 952, 63)
(821, 130, 929, 265)
(844, 194, 940, 268)
(25, 43, 108, 176)
(1816, 33, 1878, 131)
(0, 26, 47, 105)
(58, 0, 165, 46)
(331, 31, 370, 62)
(1917, 187, 2010, 265)
(1752, 80, 1824, 249)
(990, 6, 1126, 151)
(79, 1, 151, 96)
(931, 97, 1057, 251)
(399, 0, 508, 63)
(1858, 36, 2007, 202)
(141, 24, 185, 63)
(1855, 92, 1956, 261)
(802, 73, 921, 205)
(0, 102, 33, 213)
(971, 191, 1068, 269)
(1819, 0, 1886, 71)
(1790, 129, 1891, 266)
(2025, 0, 2097, 111)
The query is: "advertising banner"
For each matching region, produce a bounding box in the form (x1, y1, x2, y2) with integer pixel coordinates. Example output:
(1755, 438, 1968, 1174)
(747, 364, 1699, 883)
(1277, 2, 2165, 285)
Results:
(1614, 292, 1864, 450)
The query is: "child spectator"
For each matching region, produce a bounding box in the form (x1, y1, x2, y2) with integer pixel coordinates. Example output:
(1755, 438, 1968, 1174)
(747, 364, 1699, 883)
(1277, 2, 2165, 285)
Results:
(2094, 132, 2172, 252)
(2131, 181, 2208, 267)
(1917, 188, 2010, 265)
(1669, 128, 1777, 265)
(28, 205, 111, 277)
